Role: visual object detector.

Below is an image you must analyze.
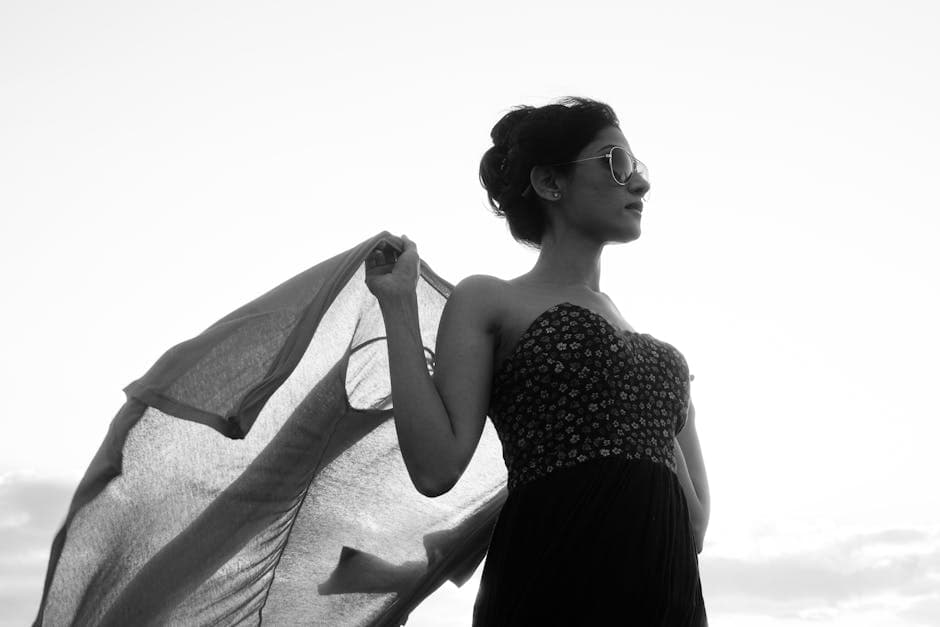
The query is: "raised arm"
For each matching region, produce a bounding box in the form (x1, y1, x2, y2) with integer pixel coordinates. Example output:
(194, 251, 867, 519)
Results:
(377, 273, 498, 497)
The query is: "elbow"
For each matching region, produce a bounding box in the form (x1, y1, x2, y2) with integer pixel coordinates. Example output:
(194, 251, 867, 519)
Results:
(420, 482, 452, 499)
(402, 452, 454, 498)
(418, 453, 462, 498)
(418, 474, 455, 499)
(420, 485, 448, 498)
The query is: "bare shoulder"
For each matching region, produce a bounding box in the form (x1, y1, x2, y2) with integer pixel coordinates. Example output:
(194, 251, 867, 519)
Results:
(448, 274, 506, 334)
(457, 273, 505, 291)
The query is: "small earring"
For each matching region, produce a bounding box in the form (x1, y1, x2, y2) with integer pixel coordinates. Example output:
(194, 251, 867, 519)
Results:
(552, 192, 561, 199)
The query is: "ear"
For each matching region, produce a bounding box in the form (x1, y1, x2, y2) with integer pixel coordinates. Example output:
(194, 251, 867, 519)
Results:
(528, 165, 564, 201)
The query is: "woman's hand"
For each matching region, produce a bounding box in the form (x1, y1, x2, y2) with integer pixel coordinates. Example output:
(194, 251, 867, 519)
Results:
(364, 234, 421, 304)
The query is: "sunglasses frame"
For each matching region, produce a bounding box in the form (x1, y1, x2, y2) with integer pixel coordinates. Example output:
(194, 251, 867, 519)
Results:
(522, 146, 648, 197)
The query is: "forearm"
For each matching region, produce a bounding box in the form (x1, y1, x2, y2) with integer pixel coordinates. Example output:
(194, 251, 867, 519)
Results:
(673, 439, 708, 552)
(379, 293, 455, 496)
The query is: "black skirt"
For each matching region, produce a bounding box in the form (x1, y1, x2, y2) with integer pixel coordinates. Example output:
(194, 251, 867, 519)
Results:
(472, 455, 707, 626)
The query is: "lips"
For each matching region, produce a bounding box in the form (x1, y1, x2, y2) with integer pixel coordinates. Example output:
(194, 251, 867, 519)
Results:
(625, 201, 643, 212)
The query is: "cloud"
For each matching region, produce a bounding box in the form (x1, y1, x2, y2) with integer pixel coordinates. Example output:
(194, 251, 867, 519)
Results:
(703, 527, 940, 622)
(0, 474, 73, 546)
(899, 593, 940, 627)
(0, 474, 76, 626)
(3, 472, 939, 626)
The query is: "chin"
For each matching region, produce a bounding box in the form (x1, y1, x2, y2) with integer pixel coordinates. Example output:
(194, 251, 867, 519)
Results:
(608, 229, 640, 245)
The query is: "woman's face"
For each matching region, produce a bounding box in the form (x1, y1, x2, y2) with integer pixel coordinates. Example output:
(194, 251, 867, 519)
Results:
(555, 125, 650, 242)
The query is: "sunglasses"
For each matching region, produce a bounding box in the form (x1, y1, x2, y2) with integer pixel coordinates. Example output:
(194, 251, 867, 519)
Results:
(522, 146, 649, 199)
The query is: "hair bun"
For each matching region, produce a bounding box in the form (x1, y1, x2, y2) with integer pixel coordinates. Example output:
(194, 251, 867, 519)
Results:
(497, 153, 509, 175)
(490, 106, 534, 150)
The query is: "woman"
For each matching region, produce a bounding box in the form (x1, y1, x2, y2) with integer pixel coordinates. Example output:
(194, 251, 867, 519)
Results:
(366, 97, 709, 625)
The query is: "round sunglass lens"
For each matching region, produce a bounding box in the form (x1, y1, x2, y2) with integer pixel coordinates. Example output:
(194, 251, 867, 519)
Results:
(611, 148, 632, 184)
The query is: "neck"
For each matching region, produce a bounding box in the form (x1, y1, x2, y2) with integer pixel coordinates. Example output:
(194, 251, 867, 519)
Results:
(526, 230, 605, 293)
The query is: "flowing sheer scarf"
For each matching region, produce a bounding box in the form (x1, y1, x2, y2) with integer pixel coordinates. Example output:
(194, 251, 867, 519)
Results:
(34, 231, 508, 626)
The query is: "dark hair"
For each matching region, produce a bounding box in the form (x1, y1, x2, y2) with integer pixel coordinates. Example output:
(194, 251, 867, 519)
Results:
(479, 96, 620, 250)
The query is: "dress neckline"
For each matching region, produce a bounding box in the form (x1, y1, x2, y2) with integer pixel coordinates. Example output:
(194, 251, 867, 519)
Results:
(493, 301, 642, 379)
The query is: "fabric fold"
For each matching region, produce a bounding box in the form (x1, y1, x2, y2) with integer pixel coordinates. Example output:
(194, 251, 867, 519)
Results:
(35, 230, 508, 626)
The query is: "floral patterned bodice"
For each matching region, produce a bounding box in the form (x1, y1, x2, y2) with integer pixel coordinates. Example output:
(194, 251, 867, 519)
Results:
(488, 301, 694, 493)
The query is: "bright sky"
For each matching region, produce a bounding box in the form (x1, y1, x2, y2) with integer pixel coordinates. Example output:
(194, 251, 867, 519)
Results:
(2, 1, 939, 625)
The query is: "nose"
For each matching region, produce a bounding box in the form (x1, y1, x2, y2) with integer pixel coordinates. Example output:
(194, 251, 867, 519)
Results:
(628, 173, 651, 201)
